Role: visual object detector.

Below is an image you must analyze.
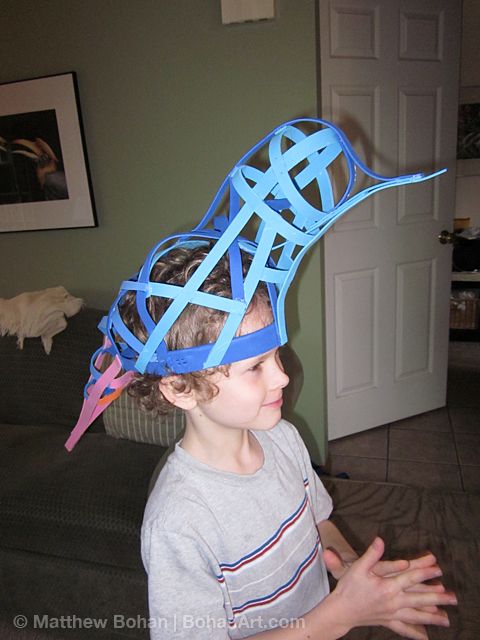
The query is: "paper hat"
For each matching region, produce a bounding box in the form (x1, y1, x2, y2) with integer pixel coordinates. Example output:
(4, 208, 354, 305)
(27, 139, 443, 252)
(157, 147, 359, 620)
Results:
(65, 117, 444, 451)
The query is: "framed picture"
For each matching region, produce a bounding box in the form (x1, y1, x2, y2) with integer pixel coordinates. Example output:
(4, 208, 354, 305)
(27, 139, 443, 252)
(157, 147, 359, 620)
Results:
(0, 72, 96, 232)
(457, 86, 480, 177)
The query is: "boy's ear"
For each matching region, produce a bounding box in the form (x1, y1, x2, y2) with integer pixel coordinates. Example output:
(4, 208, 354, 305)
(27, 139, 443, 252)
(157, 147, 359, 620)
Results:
(159, 377, 197, 411)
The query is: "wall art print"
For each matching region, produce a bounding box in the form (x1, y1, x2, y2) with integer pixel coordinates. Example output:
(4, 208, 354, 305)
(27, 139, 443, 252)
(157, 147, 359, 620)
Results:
(0, 72, 96, 232)
(456, 86, 480, 177)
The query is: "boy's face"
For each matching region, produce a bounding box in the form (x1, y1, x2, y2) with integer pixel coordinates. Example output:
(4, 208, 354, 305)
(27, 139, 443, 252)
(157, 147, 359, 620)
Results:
(190, 305, 289, 432)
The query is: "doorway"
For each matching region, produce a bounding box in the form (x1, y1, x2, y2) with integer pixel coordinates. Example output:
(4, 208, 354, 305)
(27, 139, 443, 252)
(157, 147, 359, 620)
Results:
(318, 0, 462, 441)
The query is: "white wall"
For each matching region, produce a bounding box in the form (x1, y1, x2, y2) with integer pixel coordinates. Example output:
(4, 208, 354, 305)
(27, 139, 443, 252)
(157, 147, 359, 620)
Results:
(455, 0, 480, 227)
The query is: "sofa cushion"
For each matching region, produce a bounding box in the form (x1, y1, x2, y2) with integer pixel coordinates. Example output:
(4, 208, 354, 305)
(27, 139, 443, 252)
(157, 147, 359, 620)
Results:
(104, 390, 185, 446)
(0, 424, 165, 570)
(0, 308, 106, 430)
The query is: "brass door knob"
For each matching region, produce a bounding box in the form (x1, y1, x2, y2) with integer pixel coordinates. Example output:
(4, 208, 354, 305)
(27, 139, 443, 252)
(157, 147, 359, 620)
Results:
(438, 229, 454, 244)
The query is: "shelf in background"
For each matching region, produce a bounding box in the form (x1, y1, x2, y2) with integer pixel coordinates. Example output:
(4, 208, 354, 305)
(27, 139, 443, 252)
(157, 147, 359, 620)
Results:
(452, 271, 480, 282)
(450, 272, 480, 341)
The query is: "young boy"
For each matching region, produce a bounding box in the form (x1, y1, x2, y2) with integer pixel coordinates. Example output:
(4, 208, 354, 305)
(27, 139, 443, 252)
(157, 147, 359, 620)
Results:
(119, 243, 456, 640)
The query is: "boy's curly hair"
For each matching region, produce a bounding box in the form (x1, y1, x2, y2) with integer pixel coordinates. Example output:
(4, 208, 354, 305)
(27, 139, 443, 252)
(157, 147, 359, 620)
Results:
(119, 243, 270, 414)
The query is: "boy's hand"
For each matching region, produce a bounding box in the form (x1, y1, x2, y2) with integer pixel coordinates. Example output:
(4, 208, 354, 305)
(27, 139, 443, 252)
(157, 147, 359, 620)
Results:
(325, 545, 446, 591)
(326, 538, 457, 640)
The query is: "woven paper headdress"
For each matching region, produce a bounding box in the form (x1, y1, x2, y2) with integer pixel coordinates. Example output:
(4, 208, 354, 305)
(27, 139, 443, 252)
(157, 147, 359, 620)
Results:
(65, 117, 444, 451)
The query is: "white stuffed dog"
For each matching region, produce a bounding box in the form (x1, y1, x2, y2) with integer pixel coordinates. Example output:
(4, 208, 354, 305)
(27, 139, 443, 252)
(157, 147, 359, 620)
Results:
(0, 286, 84, 354)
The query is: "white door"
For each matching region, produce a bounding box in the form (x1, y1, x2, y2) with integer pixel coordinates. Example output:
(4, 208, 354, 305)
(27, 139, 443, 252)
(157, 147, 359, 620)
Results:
(320, 0, 461, 440)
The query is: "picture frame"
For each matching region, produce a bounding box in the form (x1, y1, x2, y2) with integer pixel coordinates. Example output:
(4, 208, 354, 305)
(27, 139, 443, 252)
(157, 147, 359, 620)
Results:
(0, 72, 96, 232)
(456, 86, 480, 177)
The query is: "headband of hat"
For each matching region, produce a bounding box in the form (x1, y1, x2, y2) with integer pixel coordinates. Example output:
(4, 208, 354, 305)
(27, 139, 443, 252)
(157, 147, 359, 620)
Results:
(65, 118, 445, 451)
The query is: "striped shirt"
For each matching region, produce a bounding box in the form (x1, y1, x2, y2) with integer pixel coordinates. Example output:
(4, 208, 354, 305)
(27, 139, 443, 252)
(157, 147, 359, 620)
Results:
(142, 420, 333, 639)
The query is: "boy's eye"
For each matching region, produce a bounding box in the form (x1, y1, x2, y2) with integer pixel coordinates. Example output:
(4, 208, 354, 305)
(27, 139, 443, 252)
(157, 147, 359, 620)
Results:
(248, 362, 262, 372)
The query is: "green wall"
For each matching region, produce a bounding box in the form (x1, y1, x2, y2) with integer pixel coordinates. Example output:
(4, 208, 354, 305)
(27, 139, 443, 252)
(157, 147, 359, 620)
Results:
(0, 0, 327, 460)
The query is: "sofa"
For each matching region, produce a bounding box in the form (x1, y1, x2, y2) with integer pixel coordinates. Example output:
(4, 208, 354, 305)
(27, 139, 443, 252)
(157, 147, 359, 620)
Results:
(0, 307, 166, 640)
(1, 308, 478, 640)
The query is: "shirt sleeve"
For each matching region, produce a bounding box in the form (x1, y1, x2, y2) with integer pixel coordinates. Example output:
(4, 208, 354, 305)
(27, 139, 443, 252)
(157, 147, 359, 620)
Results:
(142, 520, 230, 640)
(280, 421, 333, 524)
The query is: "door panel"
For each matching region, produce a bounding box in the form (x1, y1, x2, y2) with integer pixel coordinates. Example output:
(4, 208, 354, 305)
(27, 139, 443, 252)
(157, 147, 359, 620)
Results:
(335, 268, 378, 396)
(395, 259, 435, 379)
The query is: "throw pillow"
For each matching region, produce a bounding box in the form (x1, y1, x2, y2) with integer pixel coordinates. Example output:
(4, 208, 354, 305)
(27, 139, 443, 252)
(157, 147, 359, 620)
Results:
(103, 389, 185, 447)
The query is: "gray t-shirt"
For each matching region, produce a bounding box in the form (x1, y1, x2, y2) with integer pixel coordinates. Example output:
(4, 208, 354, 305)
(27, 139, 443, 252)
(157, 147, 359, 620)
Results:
(141, 419, 333, 639)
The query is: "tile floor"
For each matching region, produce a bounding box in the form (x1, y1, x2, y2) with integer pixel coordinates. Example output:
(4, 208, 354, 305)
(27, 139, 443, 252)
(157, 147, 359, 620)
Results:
(325, 341, 480, 492)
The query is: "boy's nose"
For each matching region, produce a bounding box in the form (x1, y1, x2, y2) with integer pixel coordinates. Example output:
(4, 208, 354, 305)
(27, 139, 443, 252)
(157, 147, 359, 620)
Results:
(272, 359, 289, 389)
